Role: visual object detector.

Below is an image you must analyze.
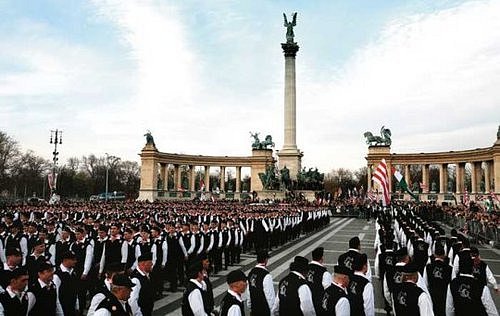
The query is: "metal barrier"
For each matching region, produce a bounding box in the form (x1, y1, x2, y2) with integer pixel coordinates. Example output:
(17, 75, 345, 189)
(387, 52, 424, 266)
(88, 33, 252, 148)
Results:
(442, 213, 500, 247)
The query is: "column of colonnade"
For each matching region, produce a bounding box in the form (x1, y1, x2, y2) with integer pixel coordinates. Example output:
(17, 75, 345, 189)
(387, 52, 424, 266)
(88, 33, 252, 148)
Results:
(157, 163, 245, 194)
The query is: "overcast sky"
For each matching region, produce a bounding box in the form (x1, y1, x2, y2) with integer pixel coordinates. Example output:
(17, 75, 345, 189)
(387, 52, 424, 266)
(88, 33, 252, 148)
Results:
(1, 0, 499, 173)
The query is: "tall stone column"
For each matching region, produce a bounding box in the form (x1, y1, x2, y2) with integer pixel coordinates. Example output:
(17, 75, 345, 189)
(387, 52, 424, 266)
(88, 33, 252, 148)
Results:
(456, 163, 465, 193)
(277, 41, 303, 179)
(422, 164, 429, 193)
(439, 164, 448, 193)
(367, 165, 372, 191)
(164, 164, 169, 191)
(173, 164, 180, 191)
(220, 166, 226, 192)
(204, 166, 210, 192)
(236, 166, 241, 193)
(189, 165, 196, 192)
(485, 161, 491, 192)
(405, 165, 411, 189)
(386, 161, 393, 193)
(471, 162, 482, 193)
(160, 164, 166, 190)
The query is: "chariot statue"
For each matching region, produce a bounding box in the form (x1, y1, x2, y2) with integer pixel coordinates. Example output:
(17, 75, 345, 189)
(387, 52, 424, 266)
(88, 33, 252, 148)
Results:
(250, 132, 275, 150)
(363, 125, 392, 146)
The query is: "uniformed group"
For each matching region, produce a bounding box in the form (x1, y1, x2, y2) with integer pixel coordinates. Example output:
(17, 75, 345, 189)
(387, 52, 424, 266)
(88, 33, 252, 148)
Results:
(374, 204, 498, 316)
(0, 200, 331, 315)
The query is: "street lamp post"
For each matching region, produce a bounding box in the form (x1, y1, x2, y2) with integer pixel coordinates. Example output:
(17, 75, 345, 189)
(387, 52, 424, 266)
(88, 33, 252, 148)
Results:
(105, 153, 109, 202)
(49, 130, 62, 196)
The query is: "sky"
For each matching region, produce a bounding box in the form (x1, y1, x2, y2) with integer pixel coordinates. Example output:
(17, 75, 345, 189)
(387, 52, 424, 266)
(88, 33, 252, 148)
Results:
(1, 0, 499, 173)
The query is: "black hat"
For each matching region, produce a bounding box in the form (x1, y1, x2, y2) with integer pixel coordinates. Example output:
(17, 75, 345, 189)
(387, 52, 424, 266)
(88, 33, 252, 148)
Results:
(37, 261, 54, 273)
(6, 267, 28, 281)
(434, 246, 445, 257)
(186, 261, 204, 279)
(459, 256, 473, 274)
(197, 252, 208, 261)
(291, 256, 309, 273)
(112, 274, 135, 288)
(256, 250, 269, 263)
(402, 263, 419, 274)
(349, 236, 361, 249)
(334, 265, 352, 276)
(226, 270, 247, 284)
(470, 247, 480, 257)
(352, 253, 368, 271)
(61, 251, 77, 261)
(312, 247, 324, 261)
(5, 247, 22, 257)
(138, 252, 153, 262)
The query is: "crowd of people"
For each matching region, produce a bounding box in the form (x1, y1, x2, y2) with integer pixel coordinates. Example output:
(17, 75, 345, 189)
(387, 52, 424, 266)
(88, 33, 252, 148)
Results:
(0, 199, 330, 315)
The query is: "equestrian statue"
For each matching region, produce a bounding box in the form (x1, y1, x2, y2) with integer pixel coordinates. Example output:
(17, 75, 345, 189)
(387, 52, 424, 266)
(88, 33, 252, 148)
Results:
(363, 126, 392, 146)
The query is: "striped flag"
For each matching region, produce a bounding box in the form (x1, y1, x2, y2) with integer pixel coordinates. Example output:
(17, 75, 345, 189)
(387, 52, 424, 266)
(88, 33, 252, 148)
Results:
(367, 190, 376, 201)
(419, 182, 428, 192)
(372, 159, 390, 206)
(200, 179, 205, 191)
(490, 190, 500, 203)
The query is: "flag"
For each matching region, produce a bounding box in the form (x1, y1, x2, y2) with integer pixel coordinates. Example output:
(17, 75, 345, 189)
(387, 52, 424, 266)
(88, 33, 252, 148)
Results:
(490, 190, 500, 203)
(200, 179, 205, 191)
(372, 159, 390, 206)
(48, 173, 58, 190)
(367, 189, 376, 201)
(463, 188, 470, 206)
(392, 168, 419, 201)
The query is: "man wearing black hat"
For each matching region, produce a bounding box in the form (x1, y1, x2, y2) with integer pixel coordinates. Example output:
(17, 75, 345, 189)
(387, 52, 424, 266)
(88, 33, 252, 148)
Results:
(338, 236, 372, 280)
(322, 265, 351, 315)
(130, 252, 154, 316)
(391, 264, 433, 316)
(200, 253, 215, 314)
(348, 253, 374, 316)
(220, 270, 247, 316)
(26, 239, 50, 284)
(70, 227, 94, 312)
(181, 261, 210, 316)
(0, 248, 23, 291)
(29, 262, 64, 316)
(423, 247, 451, 316)
(273, 256, 315, 315)
(247, 250, 274, 316)
(446, 256, 497, 316)
(5, 223, 28, 266)
(94, 274, 135, 316)
(88, 262, 125, 315)
(0, 267, 35, 315)
(470, 247, 499, 291)
(307, 247, 331, 315)
(53, 250, 79, 316)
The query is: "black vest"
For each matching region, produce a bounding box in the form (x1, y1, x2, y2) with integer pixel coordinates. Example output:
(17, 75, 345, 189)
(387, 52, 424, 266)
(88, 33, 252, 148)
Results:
(378, 250, 396, 280)
(130, 270, 154, 316)
(472, 261, 487, 287)
(322, 283, 348, 316)
(70, 240, 90, 275)
(96, 294, 132, 316)
(450, 275, 487, 316)
(125, 241, 137, 269)
(306, 263, 327, 314)
(55, 268, 78, 316)
(425, 258, 451, 316)
(181, 280, 209, 316)
(278, 272, 307, 316)
(166, 234, 181, 260)
(54, 240, 71, 265)
(204, 274, 214, 313)
(220, 292, 245, 316)
(348, 274, 370, 316)
(0, 291, 29, 316)
(338, 250, 360, 271)
(105, 238, 124, 265)
(386, 264, 405, 293)
(393, 282, 423, 316)
(28, 281, 57, 316)
(248, 266, 270, 315)
(181, 233, 192, 252)
(93, 239, 106, 265)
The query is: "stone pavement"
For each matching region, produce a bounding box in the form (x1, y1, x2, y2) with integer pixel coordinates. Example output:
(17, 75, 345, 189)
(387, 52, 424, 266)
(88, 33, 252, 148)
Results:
(153, 217, 500, 315)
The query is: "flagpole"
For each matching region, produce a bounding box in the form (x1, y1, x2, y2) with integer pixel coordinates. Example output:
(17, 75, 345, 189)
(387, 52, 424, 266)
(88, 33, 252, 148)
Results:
(49, 129, 62, 197)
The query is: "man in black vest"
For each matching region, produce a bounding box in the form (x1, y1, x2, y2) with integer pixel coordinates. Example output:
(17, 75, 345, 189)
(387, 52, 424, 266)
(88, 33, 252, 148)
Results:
(53, 250, 79, 316)
(150, 226, 168, 299)
(88, 262, 125, 315)
(130, 252, 154, 316)
(200, 253, 215, 315)
(220, 269, 247, 316)
(181, 261, 210, 316)
(0, 247, 23, 291)
(338, 236, 372, 280)
(392, 264, 433, 316)
(165, 224, 182, 292)
(423, 246, 451, 316)
(0, 267, 35, 315)
(348, 253, 374, 316)
(29, 261, 63, 316)
(247, 250, 274, 316)
(26, 239, 49, 284)
(322, 265, 351, 315)
(70, 227, 94, 312)
(94, 274, 135, 316)
(446, 256, 497, 316)
(307, 247, 331, 315)
(273, 256, 315, 315)
(470, 247, 499, 292)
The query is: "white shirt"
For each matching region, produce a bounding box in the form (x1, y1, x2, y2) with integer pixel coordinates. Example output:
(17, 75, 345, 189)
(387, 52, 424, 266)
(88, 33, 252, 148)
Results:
(53, 264, 79, 311)
(330, 282, 350, 316)
(187, 279, 208, 316)
(353, 271, 375, 316)
(129, 268, 149, 316)
(36, 279, 64, 316)
(225, 289, 244, 316)
(445, 274, 498, 316)
(0, 287, 36, 316)
(87, 279, 111, 315)
(246, 264, 275, 311)
(310, 261, 332, 289)
(272, 272, 316, 316)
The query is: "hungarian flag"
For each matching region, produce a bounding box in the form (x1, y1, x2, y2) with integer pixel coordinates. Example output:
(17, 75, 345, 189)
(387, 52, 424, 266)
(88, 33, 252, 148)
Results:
(392, 168, 419, 201)
(200, 179, 205, 191)
(372, 159, 390, 206)
(463, 188, 470, 206)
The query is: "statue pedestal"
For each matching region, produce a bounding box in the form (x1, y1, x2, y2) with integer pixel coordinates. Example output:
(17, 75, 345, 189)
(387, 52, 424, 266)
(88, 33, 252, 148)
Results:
(250, 149, 274, 192)
(277, 149, 303, 181)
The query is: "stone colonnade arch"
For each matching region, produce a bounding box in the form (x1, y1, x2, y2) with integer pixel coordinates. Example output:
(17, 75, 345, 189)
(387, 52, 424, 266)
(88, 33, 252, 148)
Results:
(366, 131, 500, 202)
(138, 143, 275, 201)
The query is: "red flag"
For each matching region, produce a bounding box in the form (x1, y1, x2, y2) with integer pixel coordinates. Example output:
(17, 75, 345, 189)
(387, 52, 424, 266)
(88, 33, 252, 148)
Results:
(372, 159, 390, 206)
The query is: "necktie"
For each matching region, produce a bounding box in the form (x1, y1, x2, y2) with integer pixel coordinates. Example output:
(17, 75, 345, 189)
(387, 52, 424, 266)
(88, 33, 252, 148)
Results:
(125, 302, 132, 316)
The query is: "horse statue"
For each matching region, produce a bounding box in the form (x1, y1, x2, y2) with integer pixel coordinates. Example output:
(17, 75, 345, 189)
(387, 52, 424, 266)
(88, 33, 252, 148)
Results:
(261, 135, 275, 149)
(250, 132, 275, 149)
(364, 125, 392, 146)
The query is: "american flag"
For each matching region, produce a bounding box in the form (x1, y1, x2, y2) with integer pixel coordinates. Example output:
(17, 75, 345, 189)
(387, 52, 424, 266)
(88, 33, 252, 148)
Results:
(372, 159, 390, 206)
(367, 189, 376, 201)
